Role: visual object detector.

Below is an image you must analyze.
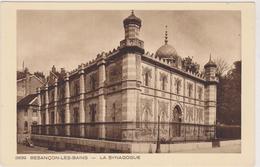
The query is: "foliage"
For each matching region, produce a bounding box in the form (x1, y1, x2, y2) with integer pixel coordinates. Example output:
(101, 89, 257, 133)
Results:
(182, 56, 200, 74)
(217, 61, 241, 125)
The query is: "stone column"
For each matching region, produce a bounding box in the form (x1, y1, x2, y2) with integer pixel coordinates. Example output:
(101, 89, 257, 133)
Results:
(97, 56, 106, 139)
(45, 85, 49, 134)
(65, 72, 71, 136)
(54, 78, 58, 134)
(79, 64, 85, 137)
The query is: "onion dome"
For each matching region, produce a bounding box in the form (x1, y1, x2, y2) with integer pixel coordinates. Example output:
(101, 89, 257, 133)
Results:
(123, 10, 142, 28)
(204, 54, 217, 68)
(155, 26, 179, 59)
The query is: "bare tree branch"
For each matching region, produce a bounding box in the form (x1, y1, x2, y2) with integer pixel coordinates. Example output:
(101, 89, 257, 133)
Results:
(213, 58, 231, 77)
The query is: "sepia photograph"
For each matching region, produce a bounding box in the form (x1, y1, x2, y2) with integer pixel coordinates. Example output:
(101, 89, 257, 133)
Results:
(15, 9, 242, 154)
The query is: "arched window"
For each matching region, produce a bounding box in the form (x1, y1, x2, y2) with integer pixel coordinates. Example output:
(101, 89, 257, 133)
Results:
(74, 80, 80, 95)
(73, 108, 79, 123)
(90, 75, 96, 90)
(198, 87, 203, 100)
(145, 72, 149, 86)
(162, 76, 167, 90)
(175, 78, 181, 94)
(89, 104, 96, 123)
(142, 67, 152, 87)
(24, 121, 28, 131)
(187, 83, 193, 97)
(112, 103, 116, 122)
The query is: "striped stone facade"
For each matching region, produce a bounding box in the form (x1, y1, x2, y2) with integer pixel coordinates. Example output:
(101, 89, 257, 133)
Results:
(37, 11, 218, 142)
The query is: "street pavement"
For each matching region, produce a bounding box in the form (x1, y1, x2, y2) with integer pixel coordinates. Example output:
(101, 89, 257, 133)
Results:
(179, 144, 241, 153)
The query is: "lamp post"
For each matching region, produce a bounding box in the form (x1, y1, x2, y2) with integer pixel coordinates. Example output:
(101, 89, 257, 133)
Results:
(156, 115, 161, 153)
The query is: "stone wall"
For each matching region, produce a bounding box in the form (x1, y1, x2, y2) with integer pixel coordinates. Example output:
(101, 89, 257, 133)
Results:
(140, 61, 210, 126)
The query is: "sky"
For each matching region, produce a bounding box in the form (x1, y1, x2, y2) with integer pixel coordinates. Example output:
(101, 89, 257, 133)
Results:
(17, 10, 241, 75)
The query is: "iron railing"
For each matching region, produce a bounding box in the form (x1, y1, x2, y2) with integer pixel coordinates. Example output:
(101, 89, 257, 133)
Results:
(32, 122, 216, 143)
(216, 125, 241, 140)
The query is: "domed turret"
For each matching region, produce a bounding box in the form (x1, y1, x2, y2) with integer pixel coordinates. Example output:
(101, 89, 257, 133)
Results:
(123, 10, 142, 39)
(155, 26, 182, 68)
(155, 44, 178, 60)
(119, 10, 144, 54)
(204, 54, 217, 68)
(123, 10, 142, 28)
(204, 54, 218, 82)
(156, 26, 179, 59)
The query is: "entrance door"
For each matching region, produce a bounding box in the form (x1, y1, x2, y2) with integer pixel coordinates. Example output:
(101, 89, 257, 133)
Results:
(170, 105, 182, 137)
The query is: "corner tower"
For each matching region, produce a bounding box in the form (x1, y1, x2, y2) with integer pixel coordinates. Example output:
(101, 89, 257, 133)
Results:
(120, 10, 144, 54)
(204, 54, 218, 126)
(119, 11, 144, 141)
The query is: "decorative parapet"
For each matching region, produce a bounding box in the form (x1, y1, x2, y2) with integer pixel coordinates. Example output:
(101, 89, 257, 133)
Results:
(142, 51, 206, 81)
(120, 38, 144, 49)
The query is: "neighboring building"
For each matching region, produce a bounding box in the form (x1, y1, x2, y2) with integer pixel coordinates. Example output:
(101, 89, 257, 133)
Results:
(17, 68, 45, 102)
(32, 11, 218, 152)
(17, 68, 44, 143)
(17, 94, 39, 143)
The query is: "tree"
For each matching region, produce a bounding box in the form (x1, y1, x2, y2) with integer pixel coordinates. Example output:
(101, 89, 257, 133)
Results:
(216, 61, 241, 125)
(214, 58, 231, 77)
(182, 56, 200, 74)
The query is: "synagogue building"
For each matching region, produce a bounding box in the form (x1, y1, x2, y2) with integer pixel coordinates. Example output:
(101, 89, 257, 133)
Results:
(32, 11, 218, 151)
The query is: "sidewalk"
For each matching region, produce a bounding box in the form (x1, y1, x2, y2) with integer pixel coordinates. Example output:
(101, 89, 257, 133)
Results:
(17, 143, 241, 154)
(17, 144, 83, 154)
(179, 144, 241, 153)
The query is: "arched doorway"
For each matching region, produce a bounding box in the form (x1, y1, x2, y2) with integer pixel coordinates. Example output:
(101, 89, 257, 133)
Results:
(172, 105, 182, 123)
(170, 105, 182, 137)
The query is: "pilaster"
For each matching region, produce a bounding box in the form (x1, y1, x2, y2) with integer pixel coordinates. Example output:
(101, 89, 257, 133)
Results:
(79, 64, 85, 137)
(121, 52, 142, 141)
(97, 55, 106, 139)
(65, 72, 71, 136)
(54, 78, 58, 135)
(54, 78, 58, 124)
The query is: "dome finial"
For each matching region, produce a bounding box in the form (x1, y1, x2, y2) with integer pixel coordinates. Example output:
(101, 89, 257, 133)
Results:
(131, 10, 134, 15)
(165, 25, 168, 44)
(204, 53, 217, 68)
